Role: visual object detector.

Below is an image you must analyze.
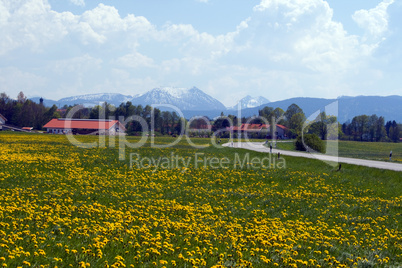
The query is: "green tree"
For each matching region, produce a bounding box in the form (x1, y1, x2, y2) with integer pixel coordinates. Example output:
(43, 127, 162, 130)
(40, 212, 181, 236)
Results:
(295, 134, 326, 153)
(212, 116, 231, 136)
(307, 112, 338, 140)
(259, 106, 274, 122)
(288, 113, 305, 138)
(284, 104, 304, 121)
(389, 122, 400, 142)
(350, 115, 369, 141)
(152, 108, 162, 133)
(114, 103, 127, 122)
(376, 116, 386, 141)
(44, 105, 59, 121)
(89, 105, 101, 119)
(175, 117, 186, 135)
(273, 107, 285, 122)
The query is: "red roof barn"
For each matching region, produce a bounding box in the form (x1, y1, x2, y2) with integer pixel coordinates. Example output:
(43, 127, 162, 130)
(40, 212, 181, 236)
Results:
(43, 119, 126, 135)
(226, 123, 288, 138)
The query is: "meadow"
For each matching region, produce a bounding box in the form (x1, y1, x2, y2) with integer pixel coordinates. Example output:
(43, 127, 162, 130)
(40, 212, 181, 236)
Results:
(0, 132, 401, 267)
(275, 140, 402, 162)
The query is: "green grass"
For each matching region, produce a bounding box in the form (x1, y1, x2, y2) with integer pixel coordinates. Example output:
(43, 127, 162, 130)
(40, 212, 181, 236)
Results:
(329, 140, 402, 162)
(274, 139, 402, 162)
(0, 132, 401, 267)
(272, 140, 295, 151)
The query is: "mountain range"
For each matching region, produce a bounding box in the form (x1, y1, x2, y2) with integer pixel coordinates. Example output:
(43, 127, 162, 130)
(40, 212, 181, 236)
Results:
(31, 87, 226, 111)
(29, 87, 402, 123)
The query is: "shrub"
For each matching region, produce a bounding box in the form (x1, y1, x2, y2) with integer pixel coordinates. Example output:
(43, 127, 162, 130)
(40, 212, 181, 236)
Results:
(295, 134, 326, 153)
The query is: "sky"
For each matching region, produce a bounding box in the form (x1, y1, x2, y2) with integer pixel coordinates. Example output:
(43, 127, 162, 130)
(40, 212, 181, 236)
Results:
(0, 0, 401, 107)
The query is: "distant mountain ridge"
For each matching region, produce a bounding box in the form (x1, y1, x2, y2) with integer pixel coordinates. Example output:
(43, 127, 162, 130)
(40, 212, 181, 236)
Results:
(30, 87, 226, 111)
(239, 95, 402, 123)
(30, 93, 133, 108)
(60, 93, 134, 107)
(29, 90, 402, 123)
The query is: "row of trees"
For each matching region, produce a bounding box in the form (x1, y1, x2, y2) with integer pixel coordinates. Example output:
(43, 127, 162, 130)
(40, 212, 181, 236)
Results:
(257, 104, 340, 140)
(342, 115, 400, 142)
(0, 92, 60, 129)
(252, 105, 400, 142)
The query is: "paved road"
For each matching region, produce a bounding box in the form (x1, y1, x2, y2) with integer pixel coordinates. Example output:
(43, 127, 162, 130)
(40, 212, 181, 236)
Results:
(223, 142, 402, 172)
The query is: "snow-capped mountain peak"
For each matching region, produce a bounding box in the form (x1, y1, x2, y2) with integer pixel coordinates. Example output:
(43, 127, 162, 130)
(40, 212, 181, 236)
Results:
(151, 87, 189, 98)
(132, 86, 226, 111)
(229, 95, 270, 110)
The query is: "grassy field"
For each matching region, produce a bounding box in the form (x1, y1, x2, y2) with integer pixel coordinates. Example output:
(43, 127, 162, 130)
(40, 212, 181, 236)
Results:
(0, 132, 401, 267)
(274, 140, 402, 162)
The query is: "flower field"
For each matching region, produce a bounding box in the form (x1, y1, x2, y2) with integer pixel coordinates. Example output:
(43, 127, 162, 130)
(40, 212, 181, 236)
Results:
(0, 133, 401, 267)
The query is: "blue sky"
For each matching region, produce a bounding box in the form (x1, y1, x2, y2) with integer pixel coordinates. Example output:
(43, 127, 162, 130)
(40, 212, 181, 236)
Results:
(0, 0, 401, 106)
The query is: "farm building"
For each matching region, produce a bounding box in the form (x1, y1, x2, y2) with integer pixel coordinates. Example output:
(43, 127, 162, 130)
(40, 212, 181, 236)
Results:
(22, 127, 33, 131)
(227, 124, 288, 139)
(43, 119, 126, 135)
(0, 114, 6, 130)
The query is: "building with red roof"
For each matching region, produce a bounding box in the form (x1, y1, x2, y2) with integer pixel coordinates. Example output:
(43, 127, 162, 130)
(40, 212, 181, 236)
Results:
(43, 118, 126, 135)
(227, 123, 288, 139)
(0, 114, 6, 130)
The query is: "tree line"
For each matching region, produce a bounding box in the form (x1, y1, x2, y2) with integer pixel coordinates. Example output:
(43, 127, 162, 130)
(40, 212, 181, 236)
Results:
(1, 91, 400, 142)
(341, 115, 400, 142)
(257, 104, 340, 140)
(0, 92, 60, 129)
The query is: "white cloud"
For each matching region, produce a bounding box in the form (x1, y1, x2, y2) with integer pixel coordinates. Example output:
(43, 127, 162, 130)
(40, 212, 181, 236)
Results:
(0, 0, 77, 55)
(0, 1, 156, 53)
(352, 0, 394, 38)
(161, 57, 212, 76)
(115, 52, 154, 68)
(199, 0, 396, 103)
(0, 0, 399, 102)
(79, 4, 155, 36)
(93, 73, 157, 96)
(0, 2, 11, 26)
(0, 67, 47, 96)
(159, 23, 234, 58)
(0, 0, 236, 62)
(69, 0, 85, 7)
(80, 4, 124, 33)
(239, 0, 371, 74)
(48, 54, 102, 74)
